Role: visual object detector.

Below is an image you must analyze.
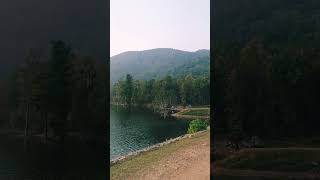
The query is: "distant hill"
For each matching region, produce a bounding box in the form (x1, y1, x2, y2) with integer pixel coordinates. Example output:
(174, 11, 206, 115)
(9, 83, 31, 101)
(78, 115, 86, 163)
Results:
(110, 48, 210, 83)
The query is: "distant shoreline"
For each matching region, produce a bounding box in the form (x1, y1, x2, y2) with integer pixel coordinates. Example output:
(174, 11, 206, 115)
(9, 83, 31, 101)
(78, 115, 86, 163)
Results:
(171, 107, 210, 120)
(111, 103, 210, 120)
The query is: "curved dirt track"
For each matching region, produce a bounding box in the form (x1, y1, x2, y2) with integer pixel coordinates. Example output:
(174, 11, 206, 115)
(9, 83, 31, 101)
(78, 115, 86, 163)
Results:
(124, 132, 210, 180)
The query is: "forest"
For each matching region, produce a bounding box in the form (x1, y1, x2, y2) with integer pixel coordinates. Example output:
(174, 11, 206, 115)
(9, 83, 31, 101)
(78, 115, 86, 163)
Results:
(111, 74, 210, 108)
(110, 48, 209, 83)
(0, 40, 108, 143)
(213, 0, 320, 138)
(213, 39, 320, 137)
(213, 0, 320, 46)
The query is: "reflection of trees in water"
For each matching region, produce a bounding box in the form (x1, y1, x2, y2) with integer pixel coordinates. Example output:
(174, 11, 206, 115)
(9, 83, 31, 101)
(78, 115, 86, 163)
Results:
(111, 107, 188, 146)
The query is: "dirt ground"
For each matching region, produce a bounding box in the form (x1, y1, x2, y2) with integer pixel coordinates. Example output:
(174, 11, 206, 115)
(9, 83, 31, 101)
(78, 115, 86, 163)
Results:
(135, 137, 210, 180)
(213, 135, 320, 179)
(112, 131, 210, 180)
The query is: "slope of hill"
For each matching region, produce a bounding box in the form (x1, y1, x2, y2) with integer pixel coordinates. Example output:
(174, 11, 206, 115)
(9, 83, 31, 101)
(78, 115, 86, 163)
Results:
(110, 48, 210, 83)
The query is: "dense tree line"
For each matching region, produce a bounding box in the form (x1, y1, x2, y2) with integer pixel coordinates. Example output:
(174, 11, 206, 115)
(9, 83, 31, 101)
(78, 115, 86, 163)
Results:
(6, 41, 107, 142)
(213, 39, 320, 137)
(111, 74, 210, 108)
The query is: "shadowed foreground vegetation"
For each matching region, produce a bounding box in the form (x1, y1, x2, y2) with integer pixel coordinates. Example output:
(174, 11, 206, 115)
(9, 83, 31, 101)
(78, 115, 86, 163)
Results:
(0, 40, 107, 143)
(212, 0, 320, 179)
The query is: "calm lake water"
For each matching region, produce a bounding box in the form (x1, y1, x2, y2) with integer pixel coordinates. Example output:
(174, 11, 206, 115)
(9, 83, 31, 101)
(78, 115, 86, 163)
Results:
(0, 135, 106, 179)
(110, 106, 189, 160)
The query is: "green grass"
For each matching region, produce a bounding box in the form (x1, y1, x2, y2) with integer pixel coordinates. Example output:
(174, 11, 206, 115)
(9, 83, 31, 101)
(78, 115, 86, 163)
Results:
(110, 131, 209, 180)
(192, 105, 210, 108)
(216, 148, 320, 172)
(187, 119, 208, 133)
(181, 108, 209, 116)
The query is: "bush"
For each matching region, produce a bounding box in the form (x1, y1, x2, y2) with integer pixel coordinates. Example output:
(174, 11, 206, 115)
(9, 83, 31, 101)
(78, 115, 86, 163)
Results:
(187, 119, 208, 134)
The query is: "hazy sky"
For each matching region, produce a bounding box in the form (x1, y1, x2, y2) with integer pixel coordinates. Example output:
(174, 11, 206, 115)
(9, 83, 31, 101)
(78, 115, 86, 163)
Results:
(111, 0, 210, 56)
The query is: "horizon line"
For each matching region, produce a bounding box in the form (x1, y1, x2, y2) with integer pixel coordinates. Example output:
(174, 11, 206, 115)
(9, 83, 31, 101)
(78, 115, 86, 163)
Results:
(110, 48, 210, 57)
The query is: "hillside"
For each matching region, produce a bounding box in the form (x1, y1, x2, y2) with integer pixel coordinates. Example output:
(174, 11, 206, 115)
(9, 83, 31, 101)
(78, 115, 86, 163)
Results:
(110, 48, 210, 83)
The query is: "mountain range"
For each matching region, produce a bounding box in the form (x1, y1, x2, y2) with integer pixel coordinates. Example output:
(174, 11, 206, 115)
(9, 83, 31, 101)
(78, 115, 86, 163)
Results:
(110, 48, 210, 83)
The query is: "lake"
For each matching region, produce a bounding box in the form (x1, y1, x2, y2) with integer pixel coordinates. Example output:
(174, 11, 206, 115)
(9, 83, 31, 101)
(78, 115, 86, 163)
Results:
(0, 106, 189, 179)
(110, 106, 189, 160)
(0, 134, 106, 179)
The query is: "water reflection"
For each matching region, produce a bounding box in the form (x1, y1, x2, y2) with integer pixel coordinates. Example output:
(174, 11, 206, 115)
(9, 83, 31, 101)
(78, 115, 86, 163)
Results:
(110, 106, 189, 160)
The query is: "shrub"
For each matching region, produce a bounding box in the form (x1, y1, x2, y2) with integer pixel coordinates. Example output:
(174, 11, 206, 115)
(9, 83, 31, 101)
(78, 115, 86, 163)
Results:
(187, 119, 208, 134)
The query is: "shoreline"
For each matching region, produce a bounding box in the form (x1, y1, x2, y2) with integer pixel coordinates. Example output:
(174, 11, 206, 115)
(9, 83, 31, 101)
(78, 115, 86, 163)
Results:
(111, 103, 210, 120)
(171, 107, 210, 120)
(111, 129, 210, 180)
(111, 129, 209, 164)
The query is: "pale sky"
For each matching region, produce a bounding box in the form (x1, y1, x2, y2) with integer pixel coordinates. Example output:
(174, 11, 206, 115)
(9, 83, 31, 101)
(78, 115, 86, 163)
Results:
(110, 0, 210, 56)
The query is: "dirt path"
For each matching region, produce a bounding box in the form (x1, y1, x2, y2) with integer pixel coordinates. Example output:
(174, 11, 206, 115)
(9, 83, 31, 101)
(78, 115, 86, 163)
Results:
(135, 138, 210, 180)
(213, 168, 320, 179)
(213, 144, 320, 179)
(112, 131, 210, 180)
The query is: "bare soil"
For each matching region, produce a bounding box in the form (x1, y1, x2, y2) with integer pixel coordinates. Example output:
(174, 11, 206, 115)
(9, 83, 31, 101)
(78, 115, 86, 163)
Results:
(213, 135, 320, 179)
(111, 131, 210, 180)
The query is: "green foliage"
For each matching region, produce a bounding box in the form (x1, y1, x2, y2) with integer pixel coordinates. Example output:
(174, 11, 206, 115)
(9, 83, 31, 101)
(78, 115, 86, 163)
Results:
(187, 119, 208, 134)
(110, 48, 209, 83)
(213, 0, 320, 46)
(7, 40, 108, 139)
(124, 74, 133, 106)
(212, 0, 320, 137)
(111, 74, 210, 106)
(181, 109, 209, 116)
(214, 39, 320, 137)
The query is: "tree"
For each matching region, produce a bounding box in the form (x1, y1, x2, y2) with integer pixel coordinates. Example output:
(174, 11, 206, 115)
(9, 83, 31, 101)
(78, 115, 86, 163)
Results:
(122, 74, 133, 107)
(47, 40, 73, 140)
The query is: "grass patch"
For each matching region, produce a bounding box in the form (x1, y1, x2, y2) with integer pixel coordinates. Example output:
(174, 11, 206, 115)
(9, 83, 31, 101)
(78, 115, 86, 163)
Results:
(187, 119, 208, 133)
(215, 148, 320, 172)
(110, 131, 209, 180)
(192, 105, 210, 108)
(181, 108, 209, 116)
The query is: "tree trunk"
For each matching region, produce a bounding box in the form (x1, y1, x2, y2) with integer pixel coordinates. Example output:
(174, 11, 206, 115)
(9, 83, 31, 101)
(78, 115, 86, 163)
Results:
(44, 111, 48, 141)
(24, 102, 30, 150)
(9, 111, 16, 129)
(24, 102, 30, 138)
